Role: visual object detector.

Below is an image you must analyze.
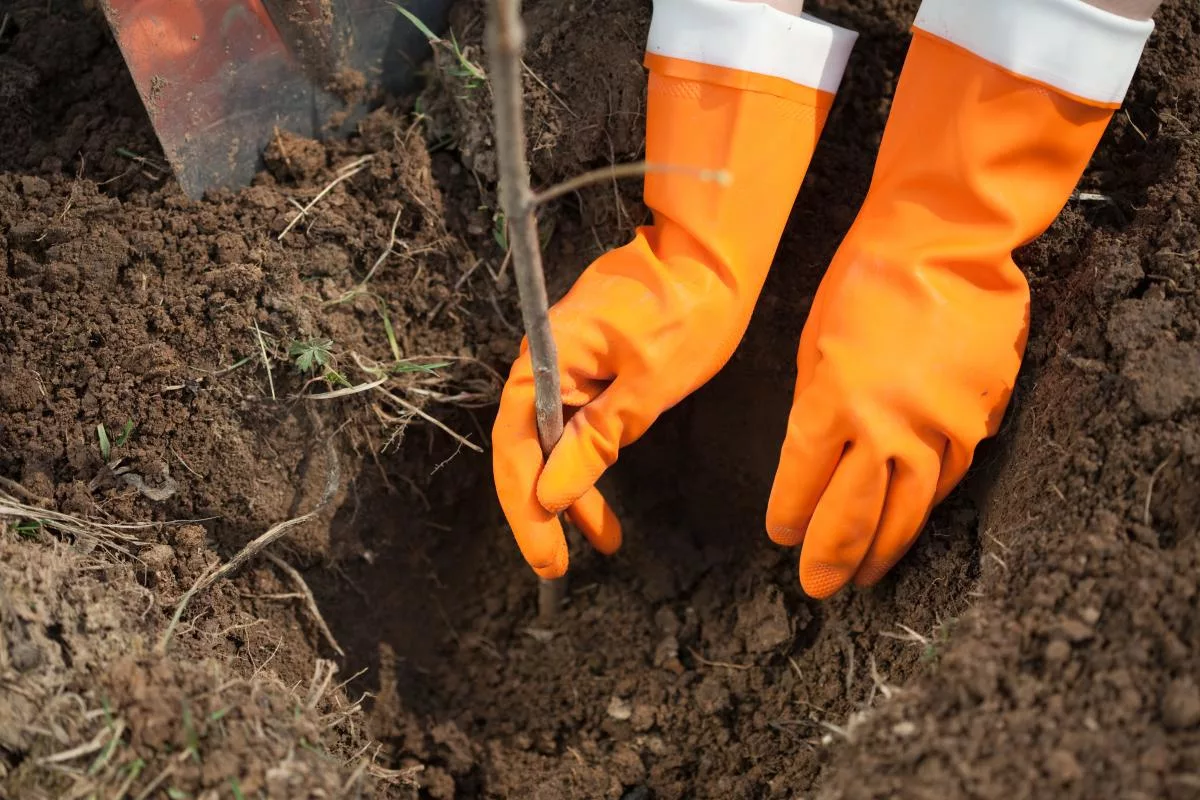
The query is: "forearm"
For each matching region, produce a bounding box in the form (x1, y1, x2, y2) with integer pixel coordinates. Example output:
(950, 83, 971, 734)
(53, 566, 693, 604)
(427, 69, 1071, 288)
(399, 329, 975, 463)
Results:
(730, 0, 805, 15)
(1082, 0, 1162, 19)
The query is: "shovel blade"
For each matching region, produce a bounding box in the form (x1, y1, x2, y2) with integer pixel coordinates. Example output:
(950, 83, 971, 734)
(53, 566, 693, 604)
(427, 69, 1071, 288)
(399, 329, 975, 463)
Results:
(100, 0, 449, 198)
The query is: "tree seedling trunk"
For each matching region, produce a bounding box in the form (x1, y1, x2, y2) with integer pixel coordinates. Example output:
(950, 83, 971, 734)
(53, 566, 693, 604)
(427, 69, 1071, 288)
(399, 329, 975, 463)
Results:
(485, 0, 568, 623)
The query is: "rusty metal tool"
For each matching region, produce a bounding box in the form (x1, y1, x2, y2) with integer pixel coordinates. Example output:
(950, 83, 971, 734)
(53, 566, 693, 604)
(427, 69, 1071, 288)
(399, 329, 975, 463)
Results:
(100, 0, 450, 197)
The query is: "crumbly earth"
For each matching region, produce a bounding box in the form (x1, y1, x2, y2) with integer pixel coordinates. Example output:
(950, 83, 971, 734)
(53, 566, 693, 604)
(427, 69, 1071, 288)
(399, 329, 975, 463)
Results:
(1, 0, 1198, 798)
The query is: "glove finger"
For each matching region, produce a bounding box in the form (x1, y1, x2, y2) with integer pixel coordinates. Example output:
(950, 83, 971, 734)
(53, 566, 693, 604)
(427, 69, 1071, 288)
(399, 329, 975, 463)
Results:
(853, 443, 941, 587)
(766, 392, 846, 547)
(798, 442, 888, 599)
(934, 436, 974, 504)
(537, 377, 645, 513)
(564, 486, 623, 555)
(491, 359, 569, 579)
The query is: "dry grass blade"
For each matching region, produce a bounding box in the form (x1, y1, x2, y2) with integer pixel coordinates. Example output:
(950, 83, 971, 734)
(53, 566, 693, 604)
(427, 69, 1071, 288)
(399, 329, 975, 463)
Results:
(278, 155, 373, 241)
(132, 754, 185, 800)
(1144, 448, 1177, 525)
(305, 378, 387, 400)
(0, 487, 185, 553)
(361, 206, 405, 286)
(366, 761, 424, 786)
(373, 385, 483, 453)
(35, 726, 111, 765)
(0, 475, 50, 504)
(306, 658, 339, 711)
(878, 624, 930, 646)
(688, 647, 753, 671)
(158, 439, 341, 654)
(252, 319, 276, 400)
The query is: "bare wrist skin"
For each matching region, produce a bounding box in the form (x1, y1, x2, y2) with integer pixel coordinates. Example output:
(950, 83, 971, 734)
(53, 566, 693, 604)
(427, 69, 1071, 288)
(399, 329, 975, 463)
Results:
(730, 0, 806, 16)
(1082, 0, 1162, 19)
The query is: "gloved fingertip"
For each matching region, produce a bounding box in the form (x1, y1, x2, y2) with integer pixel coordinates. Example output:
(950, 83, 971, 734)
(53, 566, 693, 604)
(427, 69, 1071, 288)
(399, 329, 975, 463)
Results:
(852, 560, 891, 588)
(539, 396, 626, 513)
(561, 387, 592, 407)
(800, 560, 851, 600)
(766, 523, 805, 547)
(530, 539, 569, 580)
(536, 460, 599, 514)
(566, 489, 623, 556)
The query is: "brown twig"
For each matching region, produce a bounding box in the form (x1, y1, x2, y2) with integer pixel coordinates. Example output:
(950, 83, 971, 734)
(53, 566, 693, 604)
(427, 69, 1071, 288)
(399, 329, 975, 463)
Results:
(531, 160, 730, 208)
(0, 475, 51, 506)
(486, 0, 568, 622)
(688, 647, 753, 671)
(1144, 448, 1177, 525)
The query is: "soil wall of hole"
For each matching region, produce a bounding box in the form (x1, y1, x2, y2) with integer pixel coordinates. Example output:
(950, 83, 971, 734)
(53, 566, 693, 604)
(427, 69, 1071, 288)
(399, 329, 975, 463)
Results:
(0, 0, 1197, 798)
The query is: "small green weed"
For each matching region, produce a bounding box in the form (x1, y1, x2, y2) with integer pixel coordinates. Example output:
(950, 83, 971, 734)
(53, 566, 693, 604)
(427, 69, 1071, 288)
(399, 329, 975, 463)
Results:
(394, 4, 487, 90)
(493, 210, 509, 251)
(181, 701, 201, 763)
(289, 338, 335, 374)
(13, 519, 45, 538)
(390, 361, 451, 376)
(96, 419, 135, 461)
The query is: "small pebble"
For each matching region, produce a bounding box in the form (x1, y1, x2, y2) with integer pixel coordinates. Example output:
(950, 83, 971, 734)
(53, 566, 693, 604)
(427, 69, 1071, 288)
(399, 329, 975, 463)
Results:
(140, 543, 175, 571)
(1046, 749, 1083, 783)
(1162, 677, 1200, 730)
(607, 696, 632, 721)
(654, 606, 680, 636)
(694, 675, 731, 715)
(630, 704, 656, 732)
(1059, 618, 1095, 643)
(653, 635, 679, 669)
(1045, 639, 1072, 664)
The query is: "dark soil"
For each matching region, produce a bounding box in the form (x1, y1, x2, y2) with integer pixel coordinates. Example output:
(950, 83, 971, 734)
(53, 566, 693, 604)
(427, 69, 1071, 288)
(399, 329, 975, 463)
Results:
(1, 0, 1197, 798)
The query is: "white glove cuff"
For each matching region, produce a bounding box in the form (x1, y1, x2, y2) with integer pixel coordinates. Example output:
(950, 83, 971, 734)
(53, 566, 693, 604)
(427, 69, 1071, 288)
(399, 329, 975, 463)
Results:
(914, 0, 1154, 106)
(646, 0, 858, 94)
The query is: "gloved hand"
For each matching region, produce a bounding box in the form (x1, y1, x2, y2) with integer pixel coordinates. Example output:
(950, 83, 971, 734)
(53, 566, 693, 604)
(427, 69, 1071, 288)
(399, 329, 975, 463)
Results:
(492, 0, 856, 578)
(766, 0, 1152, 597)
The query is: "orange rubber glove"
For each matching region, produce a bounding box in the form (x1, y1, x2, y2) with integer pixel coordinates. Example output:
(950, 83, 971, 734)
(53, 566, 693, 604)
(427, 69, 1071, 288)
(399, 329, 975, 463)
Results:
(492, 0, 856, 578)
(766, 0, 1153, 597)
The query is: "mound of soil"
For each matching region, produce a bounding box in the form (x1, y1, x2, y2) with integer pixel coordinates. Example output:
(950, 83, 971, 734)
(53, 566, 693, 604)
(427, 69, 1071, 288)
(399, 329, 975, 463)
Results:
(1, 0, 1197, 798)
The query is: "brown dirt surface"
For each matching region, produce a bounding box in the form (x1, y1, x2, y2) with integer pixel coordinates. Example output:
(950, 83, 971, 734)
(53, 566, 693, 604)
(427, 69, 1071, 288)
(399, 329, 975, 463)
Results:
(2, 0, 1198, 798)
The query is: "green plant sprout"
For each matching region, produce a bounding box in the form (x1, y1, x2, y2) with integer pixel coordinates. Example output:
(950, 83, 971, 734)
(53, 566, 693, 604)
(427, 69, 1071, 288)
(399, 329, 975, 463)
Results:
(394, 4, 487, 90)
(97, 419, 135, 461)
(289, 338, 335, 374)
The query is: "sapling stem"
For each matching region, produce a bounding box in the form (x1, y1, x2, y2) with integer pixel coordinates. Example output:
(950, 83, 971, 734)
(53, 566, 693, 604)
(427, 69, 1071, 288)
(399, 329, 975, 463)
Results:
(485, 0, 567, 622)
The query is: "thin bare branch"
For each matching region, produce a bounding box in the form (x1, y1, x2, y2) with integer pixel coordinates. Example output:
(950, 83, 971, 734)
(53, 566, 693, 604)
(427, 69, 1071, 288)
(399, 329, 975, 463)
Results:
(532, 161, 731, 208)
(486, 0, 562, 456)
(487, 0, 569, 623)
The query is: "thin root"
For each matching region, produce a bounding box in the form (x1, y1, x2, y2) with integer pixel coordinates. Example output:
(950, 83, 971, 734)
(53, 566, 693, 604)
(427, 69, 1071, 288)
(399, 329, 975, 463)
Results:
(265, 551, 345, 657)
(157, 440, 341, 654)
